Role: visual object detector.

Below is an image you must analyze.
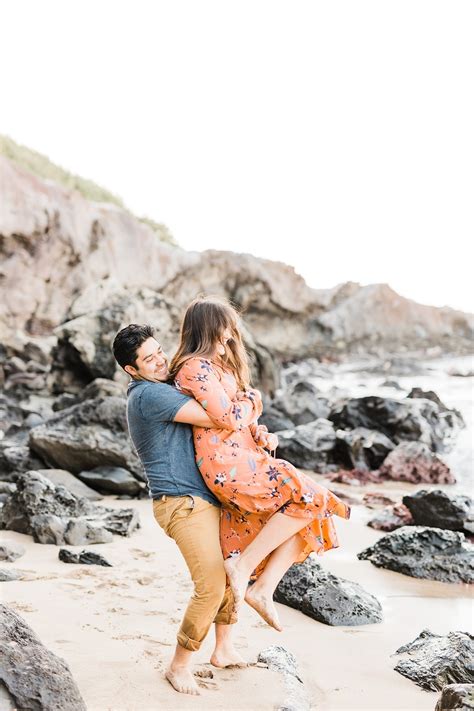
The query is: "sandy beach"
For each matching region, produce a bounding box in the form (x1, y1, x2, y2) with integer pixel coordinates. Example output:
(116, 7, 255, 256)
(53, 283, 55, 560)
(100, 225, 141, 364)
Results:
(1, 475, 472, 711)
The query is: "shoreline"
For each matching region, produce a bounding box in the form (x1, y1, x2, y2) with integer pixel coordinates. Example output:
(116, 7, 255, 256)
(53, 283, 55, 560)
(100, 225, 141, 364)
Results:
(1, 495, 472, 710)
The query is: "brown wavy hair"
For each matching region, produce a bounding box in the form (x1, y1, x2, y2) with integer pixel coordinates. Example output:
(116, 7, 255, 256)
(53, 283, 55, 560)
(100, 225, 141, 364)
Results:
(168, 295, 251, 390)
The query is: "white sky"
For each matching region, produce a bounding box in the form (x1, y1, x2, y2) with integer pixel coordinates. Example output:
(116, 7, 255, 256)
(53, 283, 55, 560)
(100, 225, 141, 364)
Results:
(1, 1, 473, 312)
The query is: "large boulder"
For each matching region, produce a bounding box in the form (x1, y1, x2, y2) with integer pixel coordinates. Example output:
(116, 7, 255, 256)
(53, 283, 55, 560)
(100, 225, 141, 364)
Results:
(329, 396, 456, 452)
(357, 526, 474, 583)
(0, 603, 87, 710)
(402, 489, 473, 534)
(367, 503, 414, 532)
(76, 466, 144, 496)
(29, 396, 144, 480)
(333, 427, 395, 470)
(272, 380, 331, 426)
(274, 556, 383, 626)
(36, 468, 103, 501)
(393, 629, 474, 691)
(50, 289, 180, 392)
(0, 471, 140, 545)
(379, 442, 455, 484)
(275, 419, 337, 471)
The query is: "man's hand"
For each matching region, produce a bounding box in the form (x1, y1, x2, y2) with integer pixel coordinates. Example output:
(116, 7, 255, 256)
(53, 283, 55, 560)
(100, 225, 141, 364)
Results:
(174, 400, 214, 428)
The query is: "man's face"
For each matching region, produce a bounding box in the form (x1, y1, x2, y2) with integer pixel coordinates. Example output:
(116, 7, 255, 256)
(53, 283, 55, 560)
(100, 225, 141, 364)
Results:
(125, 337, 169, 382)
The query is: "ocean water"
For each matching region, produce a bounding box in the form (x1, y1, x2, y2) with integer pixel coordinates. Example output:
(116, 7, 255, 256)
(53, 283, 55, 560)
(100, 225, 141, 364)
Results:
(281, 354, 474, 497)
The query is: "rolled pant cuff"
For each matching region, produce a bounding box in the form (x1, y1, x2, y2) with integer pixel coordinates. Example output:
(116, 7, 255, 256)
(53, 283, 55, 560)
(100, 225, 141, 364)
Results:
(177, 631, 201, 652)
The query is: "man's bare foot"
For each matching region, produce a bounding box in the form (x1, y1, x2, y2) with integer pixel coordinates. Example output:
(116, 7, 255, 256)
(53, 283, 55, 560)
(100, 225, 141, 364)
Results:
(210, 647, 248, 669)
(245, 586, 283, 632)
(165, 666, 200, 695)
(224, 555, 249, 609)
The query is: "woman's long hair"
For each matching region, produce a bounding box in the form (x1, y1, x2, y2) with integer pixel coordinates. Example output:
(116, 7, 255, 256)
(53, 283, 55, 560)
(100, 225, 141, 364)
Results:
(168, 296, 251, 390)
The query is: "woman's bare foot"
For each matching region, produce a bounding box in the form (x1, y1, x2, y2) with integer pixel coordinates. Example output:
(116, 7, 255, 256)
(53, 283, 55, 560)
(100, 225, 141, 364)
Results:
(165, 666, 200, 695)
(224, 555, 249, 609)
(210, 647, 248, 669)
(245, 586, 283, 632)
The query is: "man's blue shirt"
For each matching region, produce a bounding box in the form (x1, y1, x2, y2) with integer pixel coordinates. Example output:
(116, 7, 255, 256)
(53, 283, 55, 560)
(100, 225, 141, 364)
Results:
(126, 379, 219, 506)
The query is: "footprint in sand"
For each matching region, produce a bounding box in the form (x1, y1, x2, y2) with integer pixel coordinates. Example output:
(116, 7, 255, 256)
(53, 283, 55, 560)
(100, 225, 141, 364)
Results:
(9, 602, 37, 613)
(130, 548, 156, 559)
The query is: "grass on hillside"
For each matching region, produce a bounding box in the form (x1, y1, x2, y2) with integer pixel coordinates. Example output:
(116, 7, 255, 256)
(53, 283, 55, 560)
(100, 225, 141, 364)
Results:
(0, 134, 177, 246)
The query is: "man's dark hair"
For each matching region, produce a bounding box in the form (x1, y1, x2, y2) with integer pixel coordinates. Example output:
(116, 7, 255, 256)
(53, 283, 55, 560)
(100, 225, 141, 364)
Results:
(112, 324, 155, 370)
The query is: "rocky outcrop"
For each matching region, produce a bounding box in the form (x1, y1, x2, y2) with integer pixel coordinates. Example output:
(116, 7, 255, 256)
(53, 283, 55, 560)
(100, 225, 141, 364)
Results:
(393, 629, 474, 691)
(402, 490, 473, 534)
(0, 471, 140, 545)
(333, 427, 395, 470)
(76, 466, 144, 496)
(330, 396, 456, 453)
(379, 442, 455, 484)
(274, 557, 383, 625)
(58, 549, 112, 566)
(0, 155, 195, 340)
(1, 156, 472, 362)
(275, 419, 337, 471)
(29, 396, 143, 480)
(357, 526, 474, 583)
(0, 603, 87, 710)
(367, 504, 414, 532)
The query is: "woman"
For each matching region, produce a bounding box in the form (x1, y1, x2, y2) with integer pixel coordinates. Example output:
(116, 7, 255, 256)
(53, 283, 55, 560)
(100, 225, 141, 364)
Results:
(169, 296, 351, 631)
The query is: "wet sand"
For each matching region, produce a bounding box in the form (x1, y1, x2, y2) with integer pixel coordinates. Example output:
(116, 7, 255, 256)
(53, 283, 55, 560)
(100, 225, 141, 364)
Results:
(1, 490, 472, 711)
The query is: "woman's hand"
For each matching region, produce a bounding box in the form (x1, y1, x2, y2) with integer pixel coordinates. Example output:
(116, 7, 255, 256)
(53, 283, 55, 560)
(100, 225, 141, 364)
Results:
(252, 424, 278, 451)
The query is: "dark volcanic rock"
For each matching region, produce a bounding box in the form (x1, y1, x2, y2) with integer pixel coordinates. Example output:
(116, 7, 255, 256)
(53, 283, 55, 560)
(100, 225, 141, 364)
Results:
(257, 645, 309, 710)
(36, 468, 103, 501)
(393, 629, 474, 692)
(334, 427, 395, 470)
(329, 396, 454, 452)
(58, 548, 112, 566)
(367, 503, 414, 532)
(274, 556, 383, 626)
(29, 396, 144, 481)
(435, 683, 474, 710)
(0, 442, 46, 482)
(259, 406, 295, 433)
(357, 526, 474, 583)
(402, 489, 473, 534)
(408, 387, 465, 426)
(0, 471, 140, 545)
(275, 419, 337, 471)
(0, 541, 25, 562)
(379, 442, 455, 484)
(76, 465, 143, 496)
(273, 380, 331, 426)
(0, 603, 87, 710)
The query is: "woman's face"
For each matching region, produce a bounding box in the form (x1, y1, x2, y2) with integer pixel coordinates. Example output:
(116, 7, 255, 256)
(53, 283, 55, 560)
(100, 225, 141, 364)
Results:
(215, 327, 232, 356)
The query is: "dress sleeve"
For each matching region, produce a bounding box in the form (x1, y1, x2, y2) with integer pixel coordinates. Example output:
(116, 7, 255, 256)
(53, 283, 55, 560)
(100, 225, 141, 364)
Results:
(176, 357, 262, 430)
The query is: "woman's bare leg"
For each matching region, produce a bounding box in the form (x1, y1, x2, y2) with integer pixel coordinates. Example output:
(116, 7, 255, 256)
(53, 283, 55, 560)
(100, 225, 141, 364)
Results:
(224, 512, 309, 609)
(244, 533, 306, 631)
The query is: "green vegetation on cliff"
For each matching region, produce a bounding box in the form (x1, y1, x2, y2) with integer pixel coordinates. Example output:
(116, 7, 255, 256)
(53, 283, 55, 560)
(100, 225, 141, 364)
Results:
(0, 134, 177, 246)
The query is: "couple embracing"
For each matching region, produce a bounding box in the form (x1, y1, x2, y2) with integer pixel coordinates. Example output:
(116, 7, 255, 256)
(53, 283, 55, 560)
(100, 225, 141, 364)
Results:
(112, 295, 351, 696)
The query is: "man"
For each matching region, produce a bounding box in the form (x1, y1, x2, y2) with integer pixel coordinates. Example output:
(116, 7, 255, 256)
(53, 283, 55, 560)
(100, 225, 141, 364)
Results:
(112, 324, 245, 696)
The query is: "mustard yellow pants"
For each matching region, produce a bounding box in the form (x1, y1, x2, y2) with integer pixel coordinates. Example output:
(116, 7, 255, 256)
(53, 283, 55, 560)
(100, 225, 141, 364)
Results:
(152, 495, 236, 651)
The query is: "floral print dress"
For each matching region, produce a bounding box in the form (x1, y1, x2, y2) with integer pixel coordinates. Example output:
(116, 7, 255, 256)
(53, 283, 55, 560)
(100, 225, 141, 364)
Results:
(175, 357, 351, 576)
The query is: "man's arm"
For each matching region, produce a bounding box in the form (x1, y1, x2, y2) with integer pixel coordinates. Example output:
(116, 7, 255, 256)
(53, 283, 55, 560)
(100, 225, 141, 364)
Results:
(173, 400, 214, 428)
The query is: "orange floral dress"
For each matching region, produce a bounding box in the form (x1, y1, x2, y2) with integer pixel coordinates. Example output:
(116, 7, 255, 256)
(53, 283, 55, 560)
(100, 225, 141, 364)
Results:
(175, 357, 351, 576)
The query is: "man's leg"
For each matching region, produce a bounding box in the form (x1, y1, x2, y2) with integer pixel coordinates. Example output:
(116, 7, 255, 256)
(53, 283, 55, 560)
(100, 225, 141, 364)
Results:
(210, 624, 247, 668)
(153, 496, 241, 693)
